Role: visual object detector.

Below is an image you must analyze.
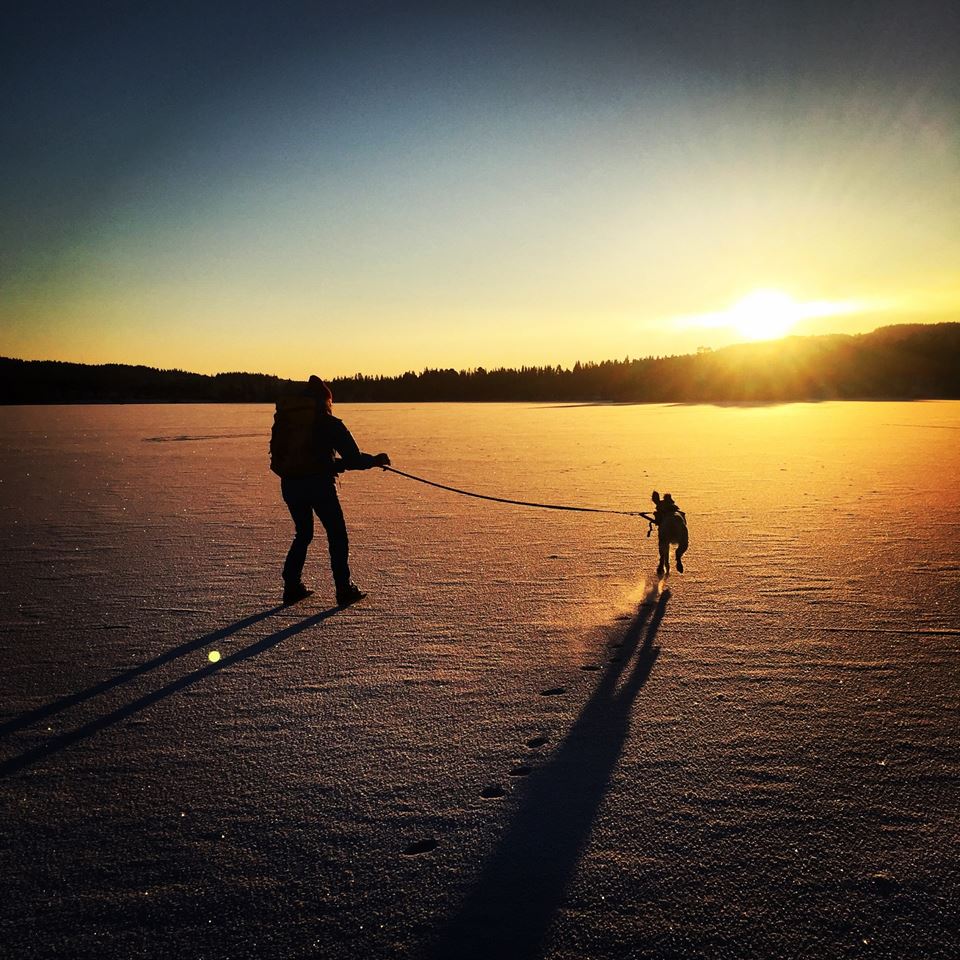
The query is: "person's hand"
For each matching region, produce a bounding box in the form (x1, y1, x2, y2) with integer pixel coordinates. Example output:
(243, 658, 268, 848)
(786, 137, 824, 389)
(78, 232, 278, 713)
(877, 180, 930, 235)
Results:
(374, 452, 391, 467)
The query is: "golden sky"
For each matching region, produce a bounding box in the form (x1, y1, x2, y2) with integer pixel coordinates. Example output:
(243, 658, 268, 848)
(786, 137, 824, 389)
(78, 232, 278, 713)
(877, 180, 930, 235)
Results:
(2, 4, 957, 377)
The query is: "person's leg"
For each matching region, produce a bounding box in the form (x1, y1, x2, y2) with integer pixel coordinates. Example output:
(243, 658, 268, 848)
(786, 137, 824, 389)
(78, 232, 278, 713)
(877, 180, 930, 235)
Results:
(281, 477, 314, 587)
(310, 479, 351, 590)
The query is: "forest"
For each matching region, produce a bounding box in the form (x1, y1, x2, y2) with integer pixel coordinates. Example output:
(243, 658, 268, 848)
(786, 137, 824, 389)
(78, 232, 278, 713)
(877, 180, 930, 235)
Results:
(2, 323, 958, 404)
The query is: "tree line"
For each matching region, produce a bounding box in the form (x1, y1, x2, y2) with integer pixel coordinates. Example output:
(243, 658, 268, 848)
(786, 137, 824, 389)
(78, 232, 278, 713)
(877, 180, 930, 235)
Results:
(2, 322, 958, 405)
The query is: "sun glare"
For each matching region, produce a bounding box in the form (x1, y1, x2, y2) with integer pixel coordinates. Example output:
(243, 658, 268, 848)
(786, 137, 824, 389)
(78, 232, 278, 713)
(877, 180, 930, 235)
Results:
(671, 289, 868, 343)
(727, 290, 799, 340)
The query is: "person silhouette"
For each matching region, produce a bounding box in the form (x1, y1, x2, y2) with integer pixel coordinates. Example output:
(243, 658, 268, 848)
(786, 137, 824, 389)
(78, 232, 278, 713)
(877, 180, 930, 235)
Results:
(275, 375, 390, 606)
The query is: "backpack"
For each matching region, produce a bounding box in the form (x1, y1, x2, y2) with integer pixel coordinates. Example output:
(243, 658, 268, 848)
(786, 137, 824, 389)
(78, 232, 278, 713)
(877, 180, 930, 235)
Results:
(269, 396, 323, 477)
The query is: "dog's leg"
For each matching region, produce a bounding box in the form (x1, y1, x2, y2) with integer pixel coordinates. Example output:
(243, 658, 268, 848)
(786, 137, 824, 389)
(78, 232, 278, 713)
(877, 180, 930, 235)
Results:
(658, 536, 670, 577)
(675, 529, 688, 574)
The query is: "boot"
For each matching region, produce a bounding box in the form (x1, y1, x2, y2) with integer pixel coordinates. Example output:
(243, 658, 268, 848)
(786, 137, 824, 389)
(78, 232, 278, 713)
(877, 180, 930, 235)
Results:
(335, 582, 366, 607)
(283, 581, 313, 605)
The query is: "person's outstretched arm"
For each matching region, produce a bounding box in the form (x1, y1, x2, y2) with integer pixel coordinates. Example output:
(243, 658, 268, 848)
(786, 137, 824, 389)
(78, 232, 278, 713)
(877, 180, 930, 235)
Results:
(331, 418, 390, 472)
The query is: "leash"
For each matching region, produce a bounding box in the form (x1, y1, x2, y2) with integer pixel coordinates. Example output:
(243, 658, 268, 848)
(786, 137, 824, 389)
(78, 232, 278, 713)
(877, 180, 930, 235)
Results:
(382, 465, 655, 522)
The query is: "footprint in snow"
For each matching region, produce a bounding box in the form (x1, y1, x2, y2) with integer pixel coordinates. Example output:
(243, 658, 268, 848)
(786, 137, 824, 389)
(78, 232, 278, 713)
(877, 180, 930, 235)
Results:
(526, 735, 549, 749)
(540, 686, 566, 697)
(580, 664, 601, 672)
(509, 765, 533, 777)
(402, 838, 438, 856)
(481, 784, 507, 799)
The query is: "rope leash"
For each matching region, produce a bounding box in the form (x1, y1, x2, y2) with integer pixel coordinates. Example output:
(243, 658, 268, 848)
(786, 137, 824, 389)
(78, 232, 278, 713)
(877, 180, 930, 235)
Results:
(382, 465, 655, 524)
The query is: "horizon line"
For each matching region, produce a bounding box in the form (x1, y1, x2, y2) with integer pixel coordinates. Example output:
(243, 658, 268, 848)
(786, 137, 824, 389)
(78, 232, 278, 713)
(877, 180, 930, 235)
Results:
(4, 320, 955, 384)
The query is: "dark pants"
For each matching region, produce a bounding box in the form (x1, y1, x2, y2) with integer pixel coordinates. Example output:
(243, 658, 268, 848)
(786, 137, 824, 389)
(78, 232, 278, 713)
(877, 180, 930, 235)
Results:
(281, 475, 350, 589)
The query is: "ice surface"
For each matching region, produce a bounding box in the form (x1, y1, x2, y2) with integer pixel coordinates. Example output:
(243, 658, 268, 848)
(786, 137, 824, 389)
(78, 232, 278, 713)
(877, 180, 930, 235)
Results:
(1, 401, 958, 959)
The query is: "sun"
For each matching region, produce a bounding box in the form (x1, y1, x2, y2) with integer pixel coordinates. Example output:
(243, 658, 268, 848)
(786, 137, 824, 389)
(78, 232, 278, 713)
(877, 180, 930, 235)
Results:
(670, 289, 868, 343)
(727, 289, 800, 340)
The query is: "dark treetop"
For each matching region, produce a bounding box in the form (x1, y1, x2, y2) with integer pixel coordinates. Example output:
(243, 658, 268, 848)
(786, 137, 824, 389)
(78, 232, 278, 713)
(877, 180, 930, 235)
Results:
(2, 323, 958, 405)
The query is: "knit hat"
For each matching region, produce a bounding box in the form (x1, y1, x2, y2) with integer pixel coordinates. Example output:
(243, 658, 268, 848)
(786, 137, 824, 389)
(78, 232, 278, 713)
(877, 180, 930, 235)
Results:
(307, 375, 333, 402)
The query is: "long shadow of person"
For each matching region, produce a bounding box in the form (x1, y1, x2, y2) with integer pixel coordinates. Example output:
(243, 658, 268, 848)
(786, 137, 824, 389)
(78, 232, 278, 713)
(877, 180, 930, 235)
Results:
(0, 606, 339, 778)
(0, 605, 287, 740)
(426, 586, 669, 960)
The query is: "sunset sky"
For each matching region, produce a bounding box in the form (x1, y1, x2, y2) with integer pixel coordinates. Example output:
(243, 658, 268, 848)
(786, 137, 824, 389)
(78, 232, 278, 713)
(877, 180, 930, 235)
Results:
(2, 1, 957, 378)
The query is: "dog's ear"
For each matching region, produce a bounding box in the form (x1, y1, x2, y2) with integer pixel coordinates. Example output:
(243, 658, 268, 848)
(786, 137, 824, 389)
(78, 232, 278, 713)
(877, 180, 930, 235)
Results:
(664, 493, 673, 503)
(651, 490, 660, 504)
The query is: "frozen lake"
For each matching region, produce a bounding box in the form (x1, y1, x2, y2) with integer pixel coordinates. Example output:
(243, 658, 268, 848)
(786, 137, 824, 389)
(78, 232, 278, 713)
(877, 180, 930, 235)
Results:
(1, 401, 958, 959)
